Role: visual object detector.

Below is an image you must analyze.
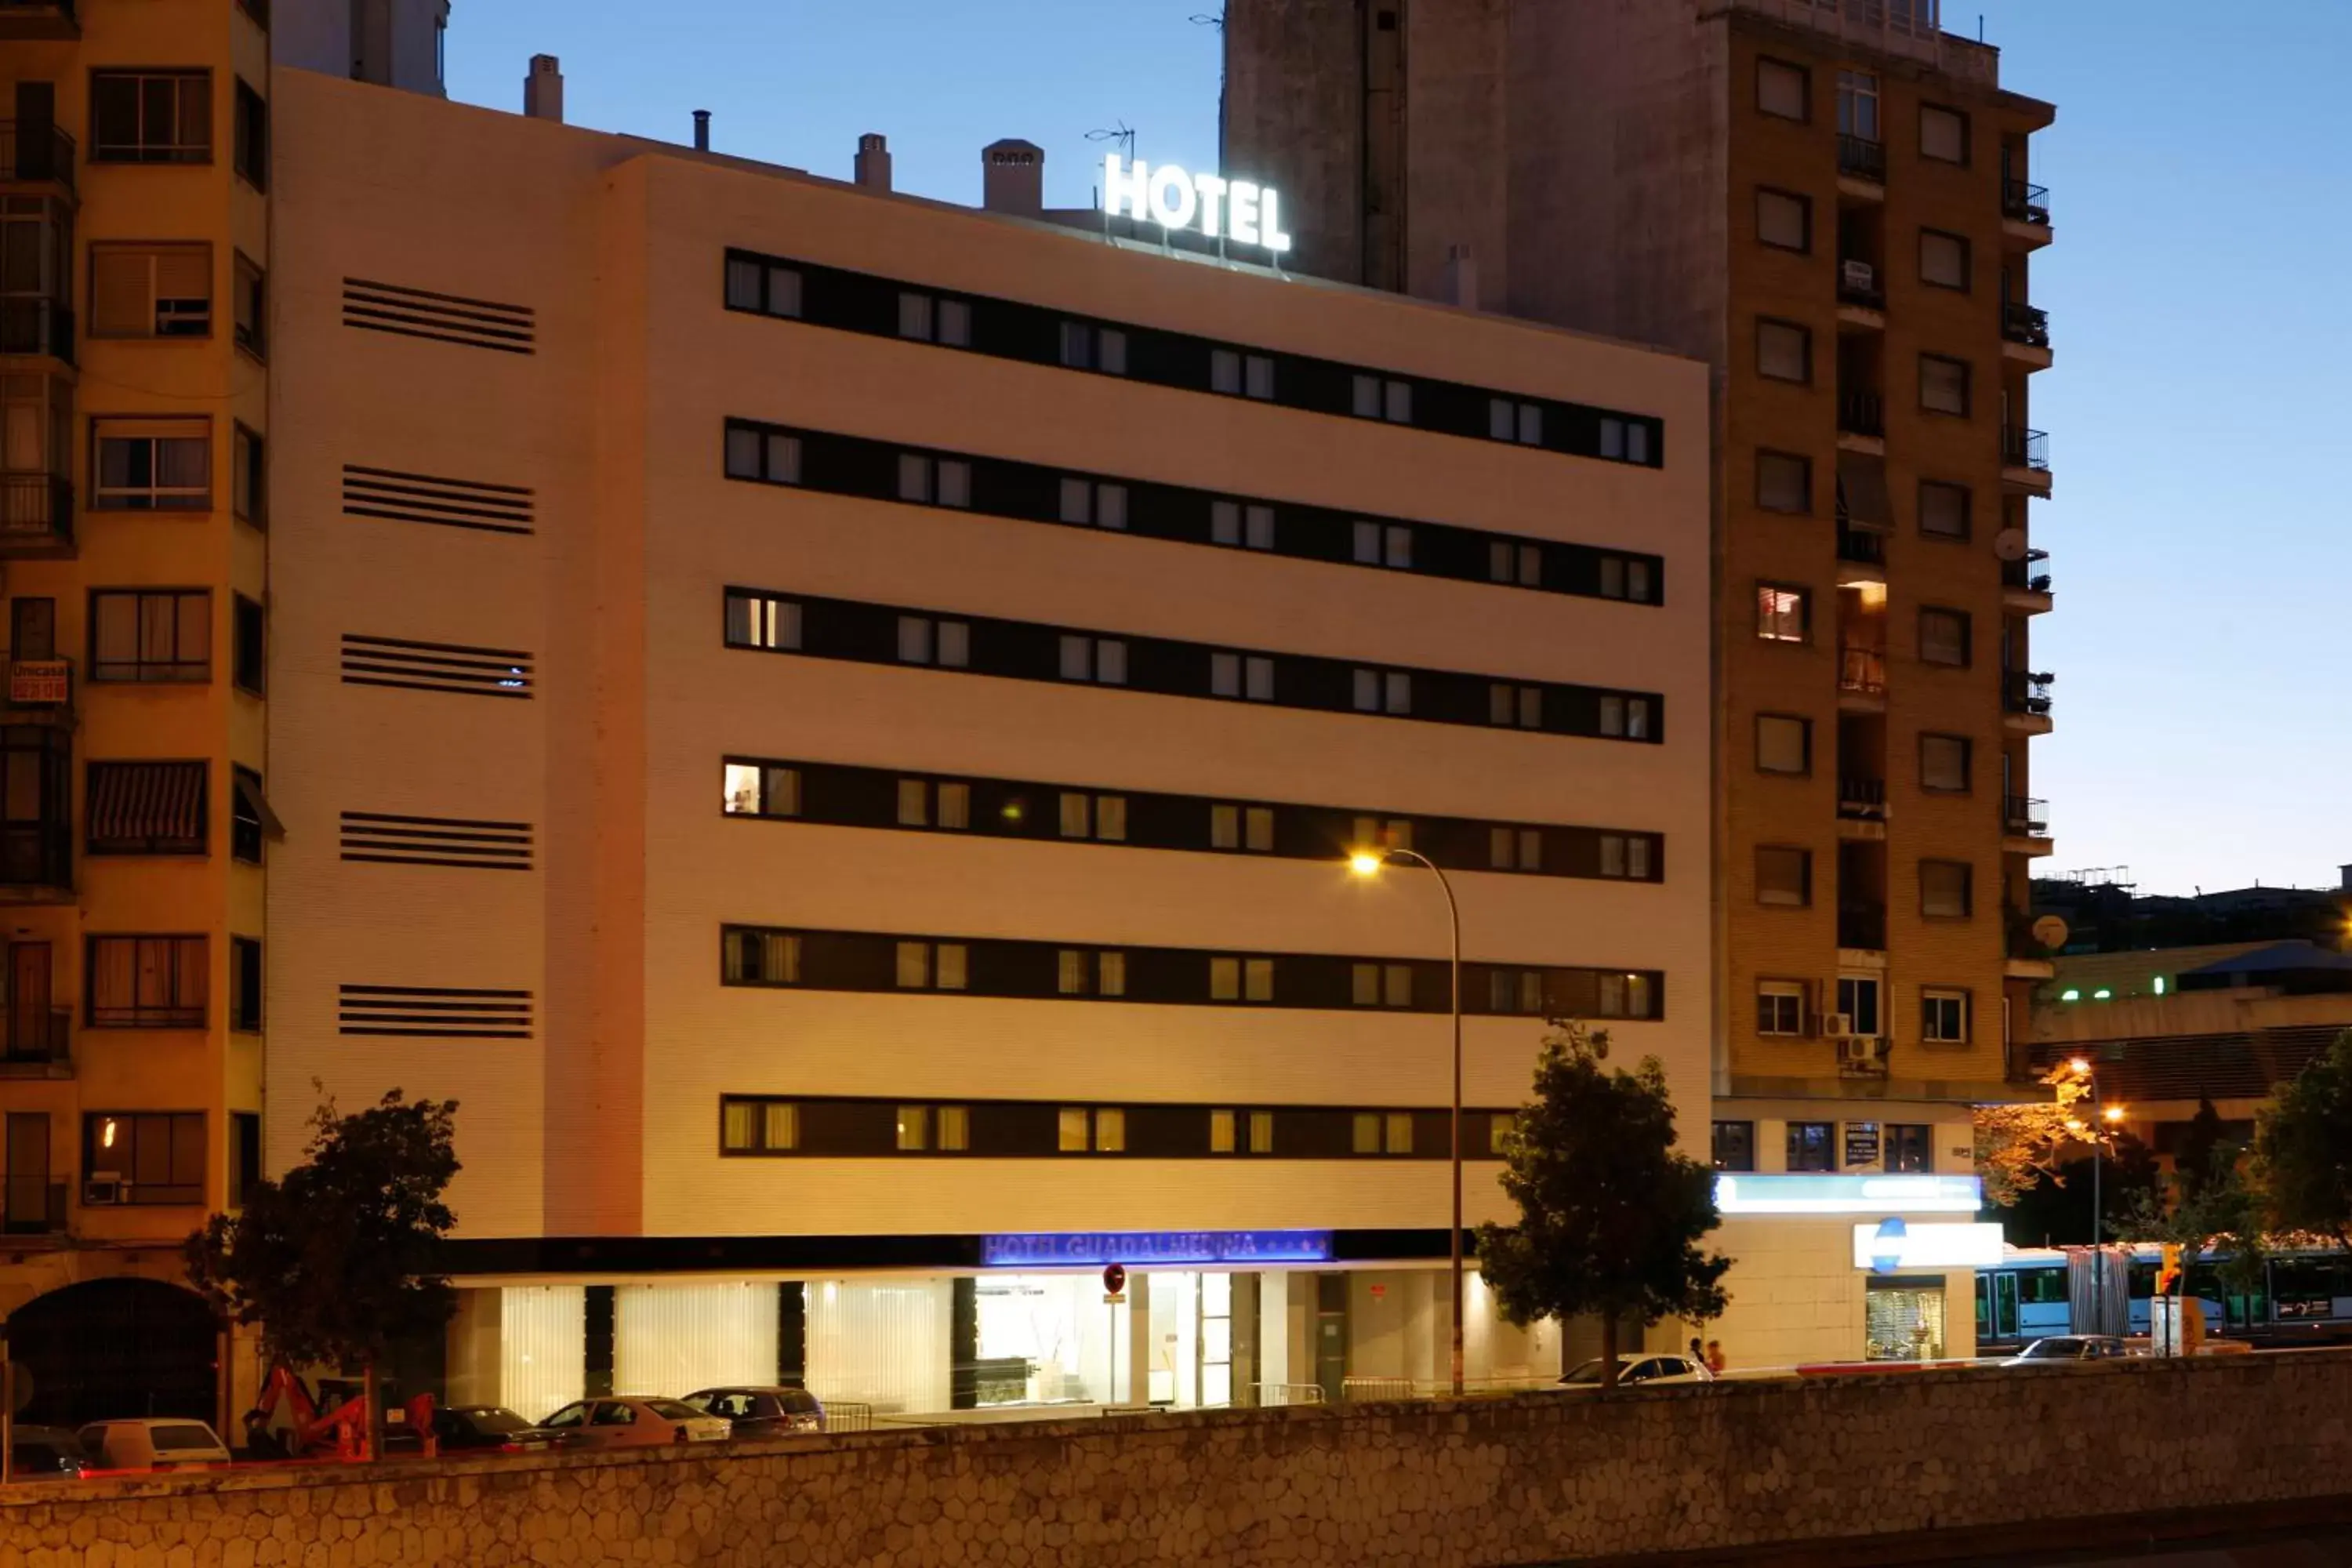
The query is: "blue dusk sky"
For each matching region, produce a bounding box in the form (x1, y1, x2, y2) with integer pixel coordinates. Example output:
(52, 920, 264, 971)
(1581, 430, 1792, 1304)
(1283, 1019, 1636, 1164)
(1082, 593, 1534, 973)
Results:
(443, 2, 2350, 899)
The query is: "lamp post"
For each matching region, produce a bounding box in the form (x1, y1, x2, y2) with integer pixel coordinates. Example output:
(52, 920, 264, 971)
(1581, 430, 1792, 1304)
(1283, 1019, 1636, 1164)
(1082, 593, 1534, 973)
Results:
(2067, 1058, 2128, 1335)
(1350, 846, 1465, 1399)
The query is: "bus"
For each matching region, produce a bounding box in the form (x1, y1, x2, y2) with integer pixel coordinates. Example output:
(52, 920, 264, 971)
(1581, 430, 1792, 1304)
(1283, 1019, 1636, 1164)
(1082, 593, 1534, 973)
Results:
(1976, 1246, 2352, 1353)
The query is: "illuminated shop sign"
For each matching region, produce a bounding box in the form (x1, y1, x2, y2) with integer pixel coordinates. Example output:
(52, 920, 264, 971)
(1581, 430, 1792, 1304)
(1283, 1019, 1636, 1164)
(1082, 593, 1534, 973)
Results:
(981, 1230, 1333, 1268)
(1103, 154, 1294, 254)
(1714, 1174, 1983, 1215)
(1852, 1219, 2005, 1272)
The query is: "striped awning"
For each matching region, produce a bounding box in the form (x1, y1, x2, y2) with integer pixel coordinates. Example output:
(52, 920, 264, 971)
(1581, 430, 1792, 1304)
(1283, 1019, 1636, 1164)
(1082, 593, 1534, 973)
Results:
(88, 760, 206, 848)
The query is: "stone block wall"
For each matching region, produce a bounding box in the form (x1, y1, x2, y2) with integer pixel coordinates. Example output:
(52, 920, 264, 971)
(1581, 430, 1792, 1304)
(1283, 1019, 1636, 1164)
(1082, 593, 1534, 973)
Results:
(5, 1352, 2351, 1566)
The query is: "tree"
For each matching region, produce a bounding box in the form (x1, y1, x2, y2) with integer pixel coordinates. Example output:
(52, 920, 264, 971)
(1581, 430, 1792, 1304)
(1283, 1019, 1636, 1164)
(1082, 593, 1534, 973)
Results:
(2256, 1027, 2352, 1252)
(1998, 1133, 2159, 1249)
(1973, 1061, 2103, 1208)
(2116, 1144, 2267, 1315)
(184, 1090, 460, 1457)
(2174, 1095, 2230, 1200)
(1474, 1021, 1730, 1389)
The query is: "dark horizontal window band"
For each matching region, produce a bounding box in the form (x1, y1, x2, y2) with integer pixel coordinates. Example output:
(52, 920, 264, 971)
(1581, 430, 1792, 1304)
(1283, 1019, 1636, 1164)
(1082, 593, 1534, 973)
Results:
(722, 418, 1664, 608)
(720, 924, 1664, 1019)
(721, 754, 1664, 884)
(722, 247, 1664, 469)
(721, 588, 1664, 744)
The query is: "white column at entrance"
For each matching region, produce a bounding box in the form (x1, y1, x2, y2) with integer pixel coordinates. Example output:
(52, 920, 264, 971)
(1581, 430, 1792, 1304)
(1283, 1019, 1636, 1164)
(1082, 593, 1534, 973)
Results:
(1123, 1271, 1151, 1408)
(1257, 1272, 1290, 1392)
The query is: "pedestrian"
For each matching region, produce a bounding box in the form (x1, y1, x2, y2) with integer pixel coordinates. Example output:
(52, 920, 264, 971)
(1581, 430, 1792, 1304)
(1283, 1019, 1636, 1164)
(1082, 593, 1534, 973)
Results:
(1686, 1335, 1715, 1381)
(1705, 1339, 1727, 1376)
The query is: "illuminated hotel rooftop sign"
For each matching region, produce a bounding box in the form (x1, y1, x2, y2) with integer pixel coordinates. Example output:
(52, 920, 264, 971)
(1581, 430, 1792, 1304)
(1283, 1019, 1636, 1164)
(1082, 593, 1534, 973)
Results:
(982, 1230, 1332, 1268)
(1103, 154, 1293, 255)
(1715, 1174, 1984, 1215)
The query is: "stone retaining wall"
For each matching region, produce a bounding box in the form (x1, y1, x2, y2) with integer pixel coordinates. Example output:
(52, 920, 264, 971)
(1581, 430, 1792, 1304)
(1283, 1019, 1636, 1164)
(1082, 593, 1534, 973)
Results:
(5, 1352, 2350, 1566)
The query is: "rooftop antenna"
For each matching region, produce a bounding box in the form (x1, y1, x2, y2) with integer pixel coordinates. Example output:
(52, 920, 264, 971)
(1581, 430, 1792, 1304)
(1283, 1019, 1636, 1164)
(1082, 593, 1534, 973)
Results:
(1084, 122, 1137, 240)
(1192, 9, 1228, 169)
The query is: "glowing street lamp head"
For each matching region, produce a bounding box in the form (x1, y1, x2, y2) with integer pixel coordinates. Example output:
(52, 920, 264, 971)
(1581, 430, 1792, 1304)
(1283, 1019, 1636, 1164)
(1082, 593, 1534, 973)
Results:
(1348, 851, 1387, 878)
(2102, 1105, 2127, 1124)
(2068, 1057, 2092, 1077)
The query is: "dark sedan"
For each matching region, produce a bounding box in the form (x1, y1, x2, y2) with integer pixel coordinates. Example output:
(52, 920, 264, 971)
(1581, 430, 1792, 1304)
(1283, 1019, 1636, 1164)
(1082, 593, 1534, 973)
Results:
(7, 1425, 86, 1479)
(430, 1405, 569, 1454)
(679, 1385, 826, 1438)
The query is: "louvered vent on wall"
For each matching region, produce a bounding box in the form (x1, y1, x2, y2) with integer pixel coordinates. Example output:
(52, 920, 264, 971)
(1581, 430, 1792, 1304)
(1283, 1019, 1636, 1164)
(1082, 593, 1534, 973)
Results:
(340, 633, 535, 699)
(339, 811, 535, 871)
(342, 465, 535, 535)
(340, 277, 535, 355)
(338, 985, 534, 1039)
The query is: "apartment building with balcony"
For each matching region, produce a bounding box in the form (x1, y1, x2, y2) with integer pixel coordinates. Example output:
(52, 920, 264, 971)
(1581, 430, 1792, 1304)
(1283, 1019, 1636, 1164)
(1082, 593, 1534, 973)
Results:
(1226, 0, 2058, 1359)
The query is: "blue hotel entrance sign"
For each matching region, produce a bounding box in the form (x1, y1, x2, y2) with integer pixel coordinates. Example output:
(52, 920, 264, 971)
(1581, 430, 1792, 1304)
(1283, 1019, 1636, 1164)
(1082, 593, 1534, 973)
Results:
(980, 1230, 1334, 1268)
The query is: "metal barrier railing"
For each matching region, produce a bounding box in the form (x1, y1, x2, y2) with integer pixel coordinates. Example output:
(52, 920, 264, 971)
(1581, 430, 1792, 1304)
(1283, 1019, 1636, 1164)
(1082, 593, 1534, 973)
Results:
(1339, 1377, 1415, 1403)
(818, 1400, 873, 1433)
(1247, 1383, 1326, 1407)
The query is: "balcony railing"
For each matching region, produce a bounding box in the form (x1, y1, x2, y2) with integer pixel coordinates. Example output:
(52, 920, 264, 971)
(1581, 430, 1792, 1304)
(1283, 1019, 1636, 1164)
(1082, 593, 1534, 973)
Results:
(1, 1175, 66, 1235)
(2002, 302, 2050, 350)
(2003, 795, 2050, 837)
(2001, 549, 2053, 597)
(1838, 904, 1888, 952)
(0, 298, 73, 363)
(0, 473, 71, 549)
(2001, 426, 2050, 472)
(2004, 671, 2055, 719)
(1838, 645, 1887, 698)
(0, 820, 71, 892)
(1835, 524, 1885, 568)
(1, 1004, 68, 1065)
(1838, 258, 1884, 311)
(1838, 777, 1886, 821)
(1838, 390, 1885, 440)
(0, 121, 73, 187)
(1838, 134, 1887, 183)
(2003, 180, 2051, 227)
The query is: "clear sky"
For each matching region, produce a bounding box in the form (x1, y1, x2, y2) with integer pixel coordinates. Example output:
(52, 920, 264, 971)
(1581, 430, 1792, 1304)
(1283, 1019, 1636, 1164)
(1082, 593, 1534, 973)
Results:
(444, 2, 2350, 900)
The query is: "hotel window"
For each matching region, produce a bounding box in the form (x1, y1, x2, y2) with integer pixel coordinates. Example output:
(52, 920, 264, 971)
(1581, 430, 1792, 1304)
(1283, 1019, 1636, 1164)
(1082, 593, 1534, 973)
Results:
(725, 256, 803, 318)
(722, 928, 800, 985)
(1210, 1109, 1237, 1153)
(1058, 477, 1129, 530)
(233, 424, 266, 525)
(1210, 348, 1276, 400)
(91, 70, 212, 163)
(896, 1105, 931, 1152)
(723, 590, 800, 650)
(1352, 520, 1413, 569)
(1786, 1120, 1836, 1174)
(1489, 684, 1541, 730)
(92, 243, 212, 339)
(1353, 669, 1411, 716)
(1488, 540, 1541, 586)
(938, 1105, 971, 1151)
(1919, 104, 1969, 165)
(1756, 451, 1810, 514)
(1756, 713, 1810, 776)
(1210, 652, 1276, 702)
(82, 1112, 205, 1205)
(897, 291, 971, 347)
(1488, 969, 1545, 1015)
(1756, 846, 1811, 909)
(1598, 557, 1653, 603)
(1488, 1113, 1515, 1156)
(1756, 57, 1808, 121)
(1599, 416, 1652, 463)
(725, 426, 801, 484)
(1057, 793, 1127, 842)
(1353, 1112, 1414, 1156)
(1711, 1120, 1756, 1173)
(895, 941, 967, 990)
(1210, 499, 1276, 550)
(87, 935, 207, 1028)
(1598, 833, 1652, 880)
(93, 419, 211, 510)
(1491, 827, 1542, 873)
(1755, 584, 1809, 644)
(1919, 734, 1971, 793)
(1919, 229, 1970, 292)
(1886, 1123, 1933, 1173)
(895, 779, 971, 830)
(897, 453, 971, 508)
(1058, 1108, 1089, 1152)
(1063, 1107, 1124, 1152)
(896, 615, 971, 668)
(1599, 695, 1652, 740)
(1210, 804, 1276, 853)
(1060, 949, 1126, 997)
(1756, 187, 1810, 252)
(1094, 1109, 1126, 1152)
(1488, 399, 1543, 445)
(233, 253, 266, 359)
(1352, 375, 1413, 425)
(90, 589, 210, 682)
(1352, 963, 1414, 1009)
(1059, 321, 1127, 375)
(1352, 816, 1411, 853)
(720, 1099, 797, 1153)
(722, 762, 800, 818)
(1918, 607, 1970, 667)
(1922, 989, 1969, 1044)
(1058, 635, 1127, 685)
(1918, 480, 1969, 539)
(1209, 956, 1274, 1004)
(1756, 319, 1810, 384)
(1918, 354, 1971, 416)
(1919, 859, 1973, 920)
(1758, 981, 1806, 1036)
(1597, 972, 1653, 1019)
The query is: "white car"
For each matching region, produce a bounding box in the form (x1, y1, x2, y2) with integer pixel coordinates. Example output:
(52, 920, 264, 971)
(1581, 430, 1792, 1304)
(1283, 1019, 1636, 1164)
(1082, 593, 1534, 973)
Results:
(76, 1417, 233, 1471)
(1555, 1354, 1708, 1390)
(537, 1396, 731, 1448)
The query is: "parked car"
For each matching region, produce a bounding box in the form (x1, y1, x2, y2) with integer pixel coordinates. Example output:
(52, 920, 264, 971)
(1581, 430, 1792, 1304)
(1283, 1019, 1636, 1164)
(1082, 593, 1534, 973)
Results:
(75, 1417, 233, 1471)
(536, 1397, 731, 1449)
(2005, 1335, 2130, 1365)
(679, 1385, 826, 1438)
(8, 1425, 87, 1479)
(1556, 1354, 1707, 1389)
(430, 1405, 568, 1454)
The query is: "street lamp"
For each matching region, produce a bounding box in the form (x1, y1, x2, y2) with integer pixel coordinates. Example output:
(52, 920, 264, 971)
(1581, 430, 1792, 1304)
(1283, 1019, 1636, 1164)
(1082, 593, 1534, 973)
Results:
(2066, 1058, 2125, 1334)
(1349, 846, 1465, 1399)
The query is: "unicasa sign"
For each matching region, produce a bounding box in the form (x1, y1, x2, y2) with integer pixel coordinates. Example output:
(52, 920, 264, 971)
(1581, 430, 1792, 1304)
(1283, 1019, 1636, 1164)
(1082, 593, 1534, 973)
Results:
(1102, 154, 1294, 255)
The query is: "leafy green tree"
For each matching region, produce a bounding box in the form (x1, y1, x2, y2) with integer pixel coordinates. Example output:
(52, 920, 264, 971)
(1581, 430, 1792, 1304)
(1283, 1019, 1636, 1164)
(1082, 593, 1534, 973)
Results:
(184, 1091, 460, 1457)
(1475, 1021, 1730, 1389)
(2257, 1028, 2352, 1251)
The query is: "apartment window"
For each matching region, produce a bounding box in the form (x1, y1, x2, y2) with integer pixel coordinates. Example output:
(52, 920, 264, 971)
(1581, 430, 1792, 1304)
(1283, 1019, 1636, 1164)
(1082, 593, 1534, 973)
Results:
(1918, 607, 1970, 667)
(87, 760, 206, 855)
(1757, 319, 1810, 383)
(1919, 733, 1971, 793)
(1886, 1123, 1933, 1173)
(1210, 652, 1276, 702)
(1918, 354, 1971, 416)
(87, 935, 206, 1027)
(721, 927, 801, 985)
(1353, 669, 1410, 716)
(90, 589, 210, 682)
(1711, 1120, 1757, 1173)
(1599, 695, 1651, 740)
(1352, 374, 1414, 424)
(1210, 804, 1276, 853)
(1210, 348, 1275, 400)
(1058, 477, 1129, 530)
(1919, 230, 1970, 292)
(1210, 499, 1276, 550)
(229, 935, 262, 1033)
(1597, 557, 1653, 604)
(897, 291, 971, 347)
(233, 78, 268, 190)
(1058, 635, 1127, 685)
(725, 426, 801, 484)
(91, 71, 212, 163)
(896, 615, 970, 668)
(230, 593, 264, 695)
(1758, 981, 1806, 1037)
(230, 765, 267, 863)
(1920, 859, 1973, 919)
(1919, 104, 1969, 165)
(1488, 398, 1543, 445)
(1756, 451, 1810, 514)
(1756, 188, 1810, 252)
(720, 1099, 799, 1154)
(1756, 57, 1809, 121)
(232, 424, 265, 525)
(1922, 989, 1969, 1044)
(1488, 540, 1541, 586)
(1491, 826, 1543, 873)
(1918, 480, 1969, 540)
(231, 253, 265, 359)
(1836, 70, 1879, 141)
(1598, 833, 1652, 880)
(1756, 714, 1810, 776)
(1756, 846, 1812, 909)
(1755, 584, 1809, 644)
(724, 256, 803, 318)
(724, 592, 801, 651)
(229, 1111, 261, 1209)
(1352, 520, 1413, 569)
(93, 419, 211, 510)
(722, 760, 798, 817)
(1787, 1120, 1836, 1174)
(897, 453, 971, 508)
(1209, 956, 1275, 1004)
(1059, 321, 1127, 375)
(1598, 417, 1652, 464)
(1488, 684, 1541, 730)
(83, 1112, 205, 1205)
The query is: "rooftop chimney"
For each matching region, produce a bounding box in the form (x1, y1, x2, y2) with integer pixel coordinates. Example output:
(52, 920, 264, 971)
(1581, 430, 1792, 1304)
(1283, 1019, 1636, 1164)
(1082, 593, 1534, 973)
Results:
(855, 132, 892, 192)
(2341, 863, 2351, 893)
(692, 110, 711, 151)
(523, 55, 563, 123)
(982, 139, 1044, 216)
(1443, 244, 1479, 311)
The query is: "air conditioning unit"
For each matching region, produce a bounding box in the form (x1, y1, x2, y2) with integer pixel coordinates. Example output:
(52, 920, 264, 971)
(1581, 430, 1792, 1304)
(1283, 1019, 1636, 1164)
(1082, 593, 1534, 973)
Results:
(1839, 1036, 1889, 1068)
(82, 1173, 125, 1206)
(1841, 259, 1877, 292)
(1822, 1012, 1855, 1038)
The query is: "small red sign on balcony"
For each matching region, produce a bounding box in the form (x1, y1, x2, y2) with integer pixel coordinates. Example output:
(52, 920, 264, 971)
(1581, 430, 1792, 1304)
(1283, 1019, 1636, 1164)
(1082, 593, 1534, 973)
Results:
(9, 659, 67, 704)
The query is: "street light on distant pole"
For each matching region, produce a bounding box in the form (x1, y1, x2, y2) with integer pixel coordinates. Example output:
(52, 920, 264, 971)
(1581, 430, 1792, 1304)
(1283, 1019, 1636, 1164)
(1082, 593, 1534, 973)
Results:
(2066, 1057, 2126, 1334)
(1349, 846, 1465, 1399)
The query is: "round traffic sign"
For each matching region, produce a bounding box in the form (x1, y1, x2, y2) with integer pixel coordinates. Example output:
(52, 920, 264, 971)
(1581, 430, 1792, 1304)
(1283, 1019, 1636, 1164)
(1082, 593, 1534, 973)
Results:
(1102, 1262, 1127, 1296)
